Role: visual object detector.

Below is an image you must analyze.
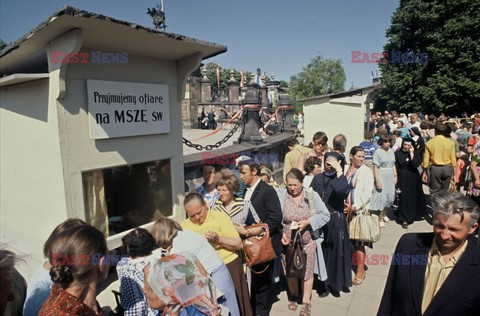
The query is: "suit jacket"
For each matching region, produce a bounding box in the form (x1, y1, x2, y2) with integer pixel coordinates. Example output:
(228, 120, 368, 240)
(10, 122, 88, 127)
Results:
(249, 180, 283, 255)
(378, 233, 480, 316)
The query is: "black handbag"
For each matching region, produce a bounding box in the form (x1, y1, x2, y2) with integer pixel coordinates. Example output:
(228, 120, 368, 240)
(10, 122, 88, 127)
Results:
(285, 230, 307, 279)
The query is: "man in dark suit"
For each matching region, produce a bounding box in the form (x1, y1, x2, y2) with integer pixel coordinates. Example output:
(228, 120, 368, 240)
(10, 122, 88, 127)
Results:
(378, 191, 480, 316)
(239, 160, 282, 316)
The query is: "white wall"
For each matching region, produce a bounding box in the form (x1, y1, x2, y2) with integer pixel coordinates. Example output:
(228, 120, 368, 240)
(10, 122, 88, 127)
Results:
(304, 95, 366, 154)
(0, 79, 68, 276)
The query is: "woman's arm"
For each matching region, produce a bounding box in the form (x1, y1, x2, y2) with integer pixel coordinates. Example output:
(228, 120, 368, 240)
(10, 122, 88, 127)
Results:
(373, 165, 382, 190)
(143, 266, 166, 311)
(205, 232, 242, 251)
(393, 164, 398, 186)
(306, 191, 330, 231)
(234, 224, 264, 237)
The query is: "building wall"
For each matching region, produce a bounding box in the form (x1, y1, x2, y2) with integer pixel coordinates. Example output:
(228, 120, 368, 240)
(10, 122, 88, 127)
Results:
(0, 79, 69, 275)
(61, 50, 186, 248)
(304, 96, 366, 153)
(1, 51, 189, 279)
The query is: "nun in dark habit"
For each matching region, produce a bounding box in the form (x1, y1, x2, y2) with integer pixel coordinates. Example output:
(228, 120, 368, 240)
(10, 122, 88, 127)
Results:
(394, 138, 427, 229)
(310, 151, 352, 295)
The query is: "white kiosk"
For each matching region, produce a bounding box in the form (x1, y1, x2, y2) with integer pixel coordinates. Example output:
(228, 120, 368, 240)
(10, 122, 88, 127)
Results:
(302, 83, 382, 150)
(0, 6, 226, 278)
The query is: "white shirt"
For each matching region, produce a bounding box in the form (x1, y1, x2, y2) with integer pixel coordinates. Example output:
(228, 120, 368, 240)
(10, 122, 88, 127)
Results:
(153, 230, 224, 275)
(244, 178, 262, 201)
(407, 121, 420, 129)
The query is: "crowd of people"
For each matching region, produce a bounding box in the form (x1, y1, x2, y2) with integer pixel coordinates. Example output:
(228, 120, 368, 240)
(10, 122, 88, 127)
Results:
(1, 111, 480, 316)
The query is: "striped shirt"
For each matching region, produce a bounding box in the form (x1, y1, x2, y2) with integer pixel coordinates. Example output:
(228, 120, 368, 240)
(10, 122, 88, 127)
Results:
(213, 197, 249, 225)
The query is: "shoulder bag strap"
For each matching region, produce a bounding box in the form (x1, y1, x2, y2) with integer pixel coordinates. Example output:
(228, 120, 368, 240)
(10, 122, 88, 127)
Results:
(244, 199, 261, 223)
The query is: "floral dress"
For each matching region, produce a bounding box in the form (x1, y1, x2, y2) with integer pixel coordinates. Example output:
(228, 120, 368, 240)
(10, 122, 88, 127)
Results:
(281, 192, 316, 281)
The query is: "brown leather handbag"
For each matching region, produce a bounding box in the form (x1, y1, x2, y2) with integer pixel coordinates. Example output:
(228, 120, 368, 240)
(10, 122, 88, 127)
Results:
(242, 223, 277, 268)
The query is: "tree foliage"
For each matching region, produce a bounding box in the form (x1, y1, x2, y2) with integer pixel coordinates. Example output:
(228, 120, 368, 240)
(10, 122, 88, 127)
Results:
(0, 39, 7, 50)
(289, 54, 346, 101)
(377, 0, 480, 114)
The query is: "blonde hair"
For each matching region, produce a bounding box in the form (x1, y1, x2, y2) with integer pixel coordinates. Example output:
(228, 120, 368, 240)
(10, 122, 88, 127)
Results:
(214, 168, 240, 193)
(151, 217, 183, 249)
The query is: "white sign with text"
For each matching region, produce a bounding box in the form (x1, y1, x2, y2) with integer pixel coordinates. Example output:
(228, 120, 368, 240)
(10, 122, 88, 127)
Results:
(87, 80, 170, 139)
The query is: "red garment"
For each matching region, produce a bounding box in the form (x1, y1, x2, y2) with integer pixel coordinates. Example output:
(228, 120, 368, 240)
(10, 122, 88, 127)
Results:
(39, 284, 104, 316)
(469, 135, 479, 147)
(455, 158, 466, 183)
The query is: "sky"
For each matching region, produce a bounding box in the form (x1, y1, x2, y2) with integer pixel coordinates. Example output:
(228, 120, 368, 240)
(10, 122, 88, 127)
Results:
(0, 0, 399, 88)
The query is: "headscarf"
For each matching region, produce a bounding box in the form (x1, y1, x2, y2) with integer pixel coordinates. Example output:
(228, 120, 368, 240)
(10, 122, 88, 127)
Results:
(410, 127, 421, 137)
(324, 151, 344, 176)
(147, 253, 223, 315)
(401, 137, 416, 151)
(324, 151, 343, 161)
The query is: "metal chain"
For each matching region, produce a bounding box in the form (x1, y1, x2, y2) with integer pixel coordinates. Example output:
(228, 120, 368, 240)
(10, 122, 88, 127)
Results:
(183, 119, 242, 151)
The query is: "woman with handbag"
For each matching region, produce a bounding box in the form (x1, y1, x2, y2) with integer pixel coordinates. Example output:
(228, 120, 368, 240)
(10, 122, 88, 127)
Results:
(344, 146, 375, 285)
(280, 168, 330, 316)
(213, 169, 257, 231)
(311, 152, 352, 295)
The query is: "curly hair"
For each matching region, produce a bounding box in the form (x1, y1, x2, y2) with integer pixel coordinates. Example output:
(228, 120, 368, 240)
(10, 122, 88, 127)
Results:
(304, 156, 322, 174)
(214, 168, 240, 194)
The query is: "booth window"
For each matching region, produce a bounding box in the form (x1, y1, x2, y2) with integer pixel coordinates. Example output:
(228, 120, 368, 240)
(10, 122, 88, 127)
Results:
(82, 159, 172, 237)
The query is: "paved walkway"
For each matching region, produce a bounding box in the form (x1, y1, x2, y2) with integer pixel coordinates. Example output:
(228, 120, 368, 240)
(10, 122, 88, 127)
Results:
(270, 219, 432, 316)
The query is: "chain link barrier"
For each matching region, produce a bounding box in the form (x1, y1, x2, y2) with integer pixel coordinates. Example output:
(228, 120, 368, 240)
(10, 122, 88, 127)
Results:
(183, 105, 293, 151)
(183, 118, 242, 151)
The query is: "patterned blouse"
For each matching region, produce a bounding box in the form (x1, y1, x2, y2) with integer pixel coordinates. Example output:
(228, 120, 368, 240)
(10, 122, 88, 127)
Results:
(116, 256, 159, 316)
(213, 197, 249, 224)
(38, 284, 104, 316)
(196, 184, 220, 209)
(146, 253, 224, 316)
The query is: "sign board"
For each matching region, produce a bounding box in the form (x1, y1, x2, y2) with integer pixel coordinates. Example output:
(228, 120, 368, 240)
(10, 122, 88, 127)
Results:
(87, 80, 170, 139)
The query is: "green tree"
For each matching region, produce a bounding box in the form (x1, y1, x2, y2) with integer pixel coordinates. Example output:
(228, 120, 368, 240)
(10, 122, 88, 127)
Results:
(204, 63, 253, 99)
(289, 54, 346, 102)
(0, 38, 7, 50)
(377, 0, 480, 114)
(278, 80, 289, 89)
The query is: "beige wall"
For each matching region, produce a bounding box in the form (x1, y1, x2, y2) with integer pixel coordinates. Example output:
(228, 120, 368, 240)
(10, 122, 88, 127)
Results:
(304, 95, 366, 154)
(0, 79, 69, 275)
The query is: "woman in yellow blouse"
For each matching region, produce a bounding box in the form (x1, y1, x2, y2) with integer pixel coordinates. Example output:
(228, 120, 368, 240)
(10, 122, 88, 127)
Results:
(182, 192, 252, 316)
